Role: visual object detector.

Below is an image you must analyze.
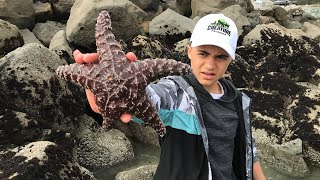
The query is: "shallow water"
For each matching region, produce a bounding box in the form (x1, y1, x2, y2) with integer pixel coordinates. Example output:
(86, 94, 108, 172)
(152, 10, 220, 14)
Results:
(94, 142, 320, 180)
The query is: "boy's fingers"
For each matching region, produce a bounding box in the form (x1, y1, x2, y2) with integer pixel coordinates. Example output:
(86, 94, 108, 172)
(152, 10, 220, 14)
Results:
(120, 113, 132, 123)
(73, 50, 84, 64)
(85, 89, 100, 113)
(126, 52, 137, 62)
(83, 53, 99, 63)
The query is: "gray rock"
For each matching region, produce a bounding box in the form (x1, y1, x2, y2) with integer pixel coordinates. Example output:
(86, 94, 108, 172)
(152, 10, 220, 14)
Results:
(0, 43, 85, 131)
(76, 129, 134, 170)
(149, 8, 195, 36)
(0, 19, 24, 56)
(115, 164, 157, 180)
(257, 141, 309, 178)
(0, 141, 95, 179)
(66, 0, 146, 48)
(273, 6, 288, 21)
(277, 138, 302, 155)
(32, 21, 66, 47)
(50, 0, 76, 19)
(0, 109, 41, 146)
(20, 29, 43, 45)
(303, 22, 320, 41)
(0, 0, 35, 29)
(301, 5, 320, 19)
(34, 1, 53, 22)
(221, 5, 251, 36)
(49, 30, 73, 64)
(130, 35, 164, 59)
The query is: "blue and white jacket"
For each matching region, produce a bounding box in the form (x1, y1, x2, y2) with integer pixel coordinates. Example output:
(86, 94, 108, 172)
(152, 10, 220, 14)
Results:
(135, 75, 259, 180)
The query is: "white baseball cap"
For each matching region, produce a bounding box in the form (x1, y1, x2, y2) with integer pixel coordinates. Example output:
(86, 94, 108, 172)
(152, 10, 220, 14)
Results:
(190, 14, 238, 60)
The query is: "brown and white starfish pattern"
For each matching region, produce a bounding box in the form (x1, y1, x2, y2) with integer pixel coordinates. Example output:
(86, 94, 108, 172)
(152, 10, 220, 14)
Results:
(56, 11, 191, 136)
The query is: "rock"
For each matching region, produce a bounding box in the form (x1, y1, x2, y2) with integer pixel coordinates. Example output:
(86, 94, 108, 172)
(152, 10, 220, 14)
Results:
(0, 0, 35, 29)
(0, 109, 41, 146)
(34, 1, 53, 22)
(50, 0, 76, 20)
(259, 16, 277, 24)
(0, 141, 95, 179)
(129, 0, 160, 12)
(175, 0, 192, 17)
(303, 22, 320, 41)
(75, 129, 134, 170)
(282, 19, 303, 29)
(115, 164, 157, 180)
(128, 122, 159, 147)
(190, 1, 221, 18)
(0, 43, 86, 131)
(242, 23, 319, 57)
(49, 30, 74, 64)
(257, 140, 309, 178)
(66, 0, 146, 48)
(273, 6, 288, 21)
(149, 8, 195, 36)
(301, 5, 320, 19)
(278, 138, 302, 155)
(130, 35, 164, 59)
(32, 21, 66, 47)
(20, 29, 43, 45)
(0, 19, 24, 57)
(220, 4, 251, 36)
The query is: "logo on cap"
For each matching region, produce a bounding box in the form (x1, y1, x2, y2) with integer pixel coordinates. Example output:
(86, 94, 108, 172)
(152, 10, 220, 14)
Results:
(207, 18, 231, 36)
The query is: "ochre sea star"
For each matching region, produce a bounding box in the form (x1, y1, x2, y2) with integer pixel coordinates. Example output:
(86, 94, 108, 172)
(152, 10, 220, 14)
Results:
(56, 11, 191, 136)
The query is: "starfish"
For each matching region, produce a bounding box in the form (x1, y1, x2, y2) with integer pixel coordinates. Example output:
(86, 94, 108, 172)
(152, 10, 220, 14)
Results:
(56, 11, 191, 136)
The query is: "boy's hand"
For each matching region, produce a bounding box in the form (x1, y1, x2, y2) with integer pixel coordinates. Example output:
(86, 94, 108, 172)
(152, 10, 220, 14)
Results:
(73, 49, 137, 123)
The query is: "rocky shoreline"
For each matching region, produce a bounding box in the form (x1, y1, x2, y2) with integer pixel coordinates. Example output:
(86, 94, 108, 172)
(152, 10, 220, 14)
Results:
(0, 0, 319, 179)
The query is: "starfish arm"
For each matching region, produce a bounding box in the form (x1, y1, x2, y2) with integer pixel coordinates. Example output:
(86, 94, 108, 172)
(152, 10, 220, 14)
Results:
(134, 59, 191, 84)
(133, 94, 166, 136)
(96, 11, 128, 68)
(56, 63, 102, 91)
(101, 115, 114, 130)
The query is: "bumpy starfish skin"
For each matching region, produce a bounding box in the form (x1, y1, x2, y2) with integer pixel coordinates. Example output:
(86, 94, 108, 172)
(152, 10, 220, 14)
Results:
(56, 11, 191, 136)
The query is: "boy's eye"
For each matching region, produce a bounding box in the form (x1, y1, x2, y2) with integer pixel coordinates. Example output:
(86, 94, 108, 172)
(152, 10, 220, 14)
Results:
(217, 55, 228, 60)
(198, 52, 208, 56)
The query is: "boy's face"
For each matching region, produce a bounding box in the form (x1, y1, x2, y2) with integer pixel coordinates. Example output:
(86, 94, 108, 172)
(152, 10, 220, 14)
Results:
(188, 45, 232, 93)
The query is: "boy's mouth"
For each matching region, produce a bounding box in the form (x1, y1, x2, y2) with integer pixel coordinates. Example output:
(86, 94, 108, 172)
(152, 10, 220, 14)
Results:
(201, 72, 216, 79)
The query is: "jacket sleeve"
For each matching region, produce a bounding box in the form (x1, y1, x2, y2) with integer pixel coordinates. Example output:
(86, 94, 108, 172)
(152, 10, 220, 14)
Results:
(145, 77, 179, 111)
(252, 137, 259, 162)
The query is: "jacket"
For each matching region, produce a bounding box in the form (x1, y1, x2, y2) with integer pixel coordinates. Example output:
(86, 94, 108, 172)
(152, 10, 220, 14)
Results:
(138, 75, 259, 180)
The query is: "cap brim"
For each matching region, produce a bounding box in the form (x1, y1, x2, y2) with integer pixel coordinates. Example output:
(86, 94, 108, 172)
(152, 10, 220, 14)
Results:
(191, 39, 235, 60)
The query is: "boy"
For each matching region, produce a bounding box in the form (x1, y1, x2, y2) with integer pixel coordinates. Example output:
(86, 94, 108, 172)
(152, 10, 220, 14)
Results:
(74, 13, 265, 180)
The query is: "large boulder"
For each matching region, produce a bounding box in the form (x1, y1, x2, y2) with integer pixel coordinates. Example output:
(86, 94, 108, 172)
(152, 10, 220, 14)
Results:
(66, 0, 146, 49)
(0, 141, 95, 179)
(0, 20, 24, 57)
(237, 23, 320, 168)
(0, 0, 35, 29)
(115, 164, 157, 180)
(0, 43, 86, 131)
(149, 8, 195, 36)
(75, 129, 134, 170)
(32, 21, 66, 47)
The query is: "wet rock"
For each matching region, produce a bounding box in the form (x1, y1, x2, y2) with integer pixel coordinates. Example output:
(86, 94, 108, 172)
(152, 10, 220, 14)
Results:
(0, 0, 35, 29)
(49, 30, 73, 64)
(115, 164, 157, 180)
(32, 21, 66, 47)
(0, 20, 24, 57)
(0, 141, 95, 179)
(75, 129, 134, 170)
(0, 43, 86, 131)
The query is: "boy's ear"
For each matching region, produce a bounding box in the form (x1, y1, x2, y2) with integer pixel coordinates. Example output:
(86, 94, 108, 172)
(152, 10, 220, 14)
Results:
(187, 45, 192, 59)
